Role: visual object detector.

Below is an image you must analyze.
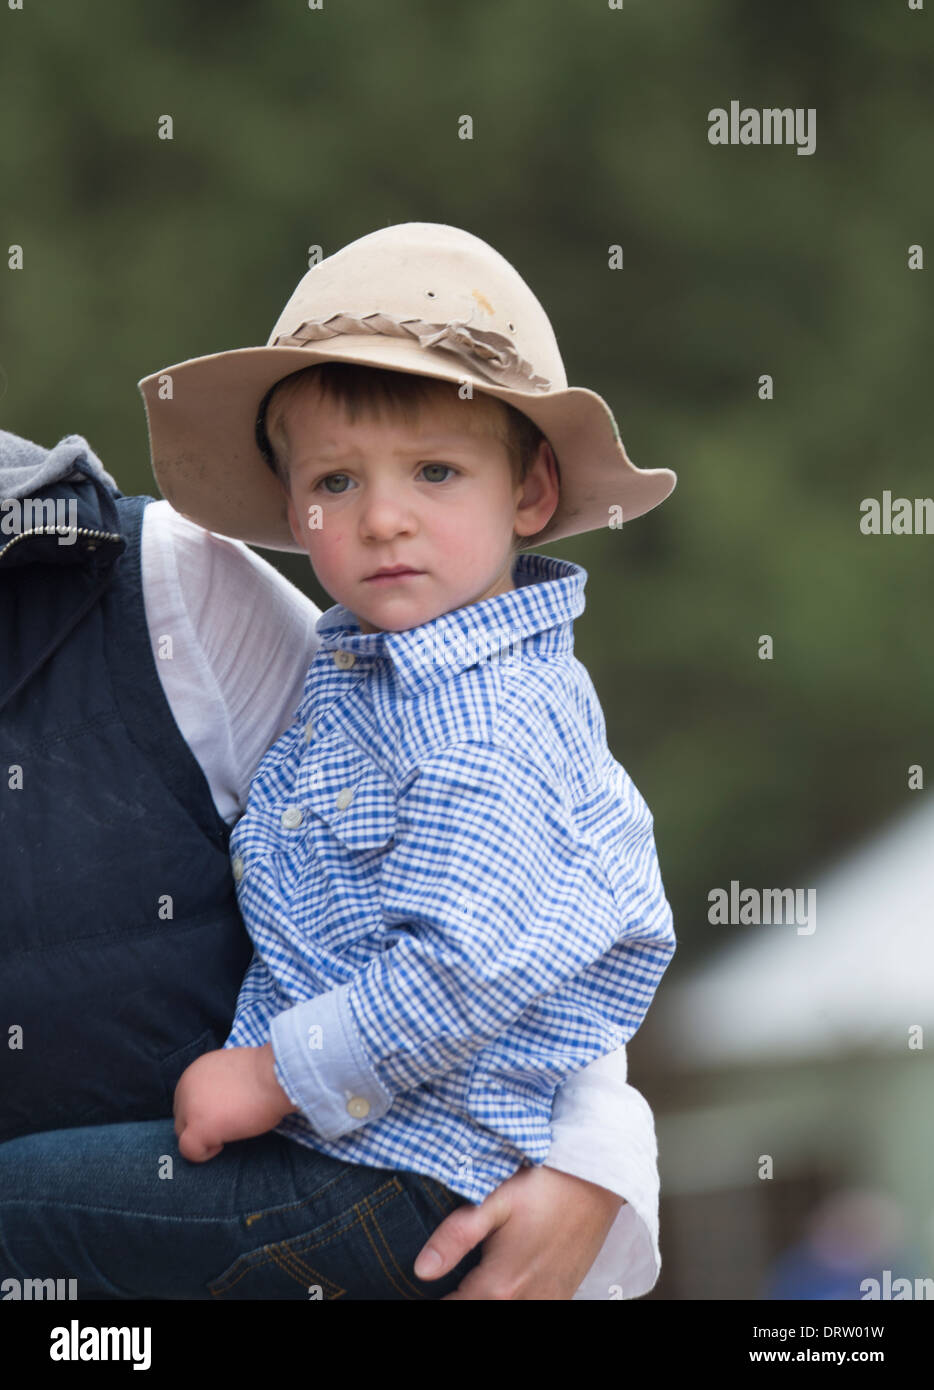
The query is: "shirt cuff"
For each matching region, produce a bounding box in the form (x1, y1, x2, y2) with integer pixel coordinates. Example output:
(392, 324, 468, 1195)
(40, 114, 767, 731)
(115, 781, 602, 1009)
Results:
(545, 1050, 662, 1300)
(269, 984, 394, 1141)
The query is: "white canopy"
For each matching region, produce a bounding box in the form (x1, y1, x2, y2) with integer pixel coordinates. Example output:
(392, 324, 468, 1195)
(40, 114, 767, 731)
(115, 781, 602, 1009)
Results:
(650, 795, 934, 1065)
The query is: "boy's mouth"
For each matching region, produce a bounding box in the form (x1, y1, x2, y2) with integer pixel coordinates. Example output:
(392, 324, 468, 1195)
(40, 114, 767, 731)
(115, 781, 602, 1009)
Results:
(364, 566, 425, 582)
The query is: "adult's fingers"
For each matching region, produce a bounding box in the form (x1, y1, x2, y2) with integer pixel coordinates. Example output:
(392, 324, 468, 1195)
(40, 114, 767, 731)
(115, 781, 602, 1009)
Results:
(413, 1187, 508, 1280)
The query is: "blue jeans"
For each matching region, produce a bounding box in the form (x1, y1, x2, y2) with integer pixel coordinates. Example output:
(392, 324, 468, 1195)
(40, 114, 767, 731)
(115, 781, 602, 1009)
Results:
(0, 1119, 482, 1300)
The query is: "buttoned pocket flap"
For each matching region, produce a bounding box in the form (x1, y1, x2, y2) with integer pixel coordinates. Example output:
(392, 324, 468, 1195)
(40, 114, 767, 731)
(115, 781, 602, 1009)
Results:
(297, 754, 397, 851)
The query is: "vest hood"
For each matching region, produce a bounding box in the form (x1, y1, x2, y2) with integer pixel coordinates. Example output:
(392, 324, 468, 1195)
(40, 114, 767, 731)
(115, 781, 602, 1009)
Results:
(0, 430, 125, 570)
(0, 429, 120, 497)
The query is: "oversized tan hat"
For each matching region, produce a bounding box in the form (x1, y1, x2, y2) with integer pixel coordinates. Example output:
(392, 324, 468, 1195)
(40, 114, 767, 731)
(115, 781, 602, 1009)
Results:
(137, 222, 675, 552)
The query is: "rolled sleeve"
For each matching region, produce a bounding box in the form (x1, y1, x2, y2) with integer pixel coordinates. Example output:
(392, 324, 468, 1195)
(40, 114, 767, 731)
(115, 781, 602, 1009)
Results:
(269, 984, 394, 1141)
(546, 1048, 662, 1300)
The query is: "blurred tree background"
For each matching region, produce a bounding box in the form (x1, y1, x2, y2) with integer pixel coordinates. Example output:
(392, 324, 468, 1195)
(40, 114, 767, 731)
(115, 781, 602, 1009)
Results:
(2, 0, 931, 980)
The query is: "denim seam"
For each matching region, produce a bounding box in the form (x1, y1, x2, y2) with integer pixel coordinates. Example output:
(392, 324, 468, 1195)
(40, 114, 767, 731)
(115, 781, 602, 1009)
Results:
(355, 1190, 428, 1300)
(0, 1163, 348, 1230)
(207, 1177, 408, 1297)
(267, 1244, 346, 1299)
(413, 1173, 460, 1218)
(239, 1166, 346, 1227)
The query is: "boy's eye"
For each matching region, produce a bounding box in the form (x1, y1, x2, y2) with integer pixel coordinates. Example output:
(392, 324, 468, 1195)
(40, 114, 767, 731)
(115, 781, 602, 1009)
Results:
(314, 464, 455, 492)
(319, 473, 352, 494)
(420, 463, 455, 483)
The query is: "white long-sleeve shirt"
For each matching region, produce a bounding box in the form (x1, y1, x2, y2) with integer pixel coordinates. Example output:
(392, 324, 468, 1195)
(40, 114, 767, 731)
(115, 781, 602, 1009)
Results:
(140, 497, 663, 1300)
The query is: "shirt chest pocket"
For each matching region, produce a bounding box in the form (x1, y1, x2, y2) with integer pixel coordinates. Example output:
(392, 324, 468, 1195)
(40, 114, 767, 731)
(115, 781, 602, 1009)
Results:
(231, 762, 397, 961)
(296, 756, 398, 855)
(231, 754, 398, 905)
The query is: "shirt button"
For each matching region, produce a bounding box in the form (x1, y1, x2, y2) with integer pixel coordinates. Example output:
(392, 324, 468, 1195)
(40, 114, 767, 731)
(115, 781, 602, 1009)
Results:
(334, 787, 354, 811)
(346, 1096, 370, 1119)
(333, 650, 356, 669)
(281, 806, 304, 828)
(231, 855, 244, 882)
(303, 720, 314, 743)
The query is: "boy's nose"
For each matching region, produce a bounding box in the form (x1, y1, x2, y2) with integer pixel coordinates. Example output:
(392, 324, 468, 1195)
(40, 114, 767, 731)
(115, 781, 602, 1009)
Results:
(358, 487, 417, 540)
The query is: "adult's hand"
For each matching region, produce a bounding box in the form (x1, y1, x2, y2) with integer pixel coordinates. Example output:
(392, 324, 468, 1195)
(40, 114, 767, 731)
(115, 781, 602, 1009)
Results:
(414, 1162, 624, 1300)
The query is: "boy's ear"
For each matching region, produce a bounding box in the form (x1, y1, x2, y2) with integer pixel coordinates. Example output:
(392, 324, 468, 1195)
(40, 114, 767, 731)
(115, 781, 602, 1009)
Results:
(514, 437, 559, 539)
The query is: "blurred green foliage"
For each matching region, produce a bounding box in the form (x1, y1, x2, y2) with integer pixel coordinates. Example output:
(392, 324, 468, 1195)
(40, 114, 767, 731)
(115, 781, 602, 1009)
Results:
(2, 0, 931, 966)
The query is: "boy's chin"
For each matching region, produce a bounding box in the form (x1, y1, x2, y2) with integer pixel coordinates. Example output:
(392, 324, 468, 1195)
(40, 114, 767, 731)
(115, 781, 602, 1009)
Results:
(355, 603, 442, 635)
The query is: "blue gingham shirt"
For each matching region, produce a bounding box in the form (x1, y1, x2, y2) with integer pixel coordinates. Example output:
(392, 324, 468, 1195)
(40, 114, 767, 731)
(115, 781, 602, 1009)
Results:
(224, 552, 675, 1204)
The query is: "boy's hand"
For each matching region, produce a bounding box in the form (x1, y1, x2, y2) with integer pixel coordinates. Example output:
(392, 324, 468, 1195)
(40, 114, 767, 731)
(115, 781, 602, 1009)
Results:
(173, 1044, 298, 1163)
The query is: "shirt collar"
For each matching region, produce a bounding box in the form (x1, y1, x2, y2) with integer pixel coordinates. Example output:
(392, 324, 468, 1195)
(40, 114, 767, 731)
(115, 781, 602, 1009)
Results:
(314, 551, 587, 696)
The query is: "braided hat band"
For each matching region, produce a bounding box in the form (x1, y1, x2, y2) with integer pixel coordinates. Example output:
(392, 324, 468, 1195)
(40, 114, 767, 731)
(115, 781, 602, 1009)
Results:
(272, 312, 553, 391)
(256, 310, 554, 468)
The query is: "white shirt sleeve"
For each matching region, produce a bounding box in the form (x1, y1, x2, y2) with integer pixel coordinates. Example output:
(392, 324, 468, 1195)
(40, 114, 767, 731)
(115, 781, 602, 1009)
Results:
(140, 499, 322, 824)
(139, 497, 662, 1299)
(547, 1047, 662, 1301)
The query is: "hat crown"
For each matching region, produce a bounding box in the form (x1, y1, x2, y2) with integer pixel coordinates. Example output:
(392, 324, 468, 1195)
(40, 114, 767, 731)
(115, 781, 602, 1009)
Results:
(266, 222, 568, 390)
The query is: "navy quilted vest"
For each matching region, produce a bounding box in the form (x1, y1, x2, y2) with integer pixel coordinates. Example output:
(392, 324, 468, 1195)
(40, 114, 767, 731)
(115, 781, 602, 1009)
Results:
(0, 455, 252, 1141)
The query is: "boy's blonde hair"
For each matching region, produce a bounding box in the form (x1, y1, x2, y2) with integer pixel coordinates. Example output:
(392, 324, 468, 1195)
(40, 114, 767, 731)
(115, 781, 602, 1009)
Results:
(256, 362, 552, 533)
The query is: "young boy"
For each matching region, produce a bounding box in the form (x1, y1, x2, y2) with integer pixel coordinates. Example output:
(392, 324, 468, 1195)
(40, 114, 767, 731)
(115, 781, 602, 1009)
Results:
(144, 220, 678, 1290)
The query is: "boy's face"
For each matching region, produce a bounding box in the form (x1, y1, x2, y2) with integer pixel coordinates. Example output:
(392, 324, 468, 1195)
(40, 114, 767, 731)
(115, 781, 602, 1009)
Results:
(281, 385, 558, 633)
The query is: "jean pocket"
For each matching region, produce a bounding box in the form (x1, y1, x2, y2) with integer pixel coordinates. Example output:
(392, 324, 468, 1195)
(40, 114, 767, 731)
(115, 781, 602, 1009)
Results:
(407, 1172, 467, 1222)
(206, 1173, 469, 1301)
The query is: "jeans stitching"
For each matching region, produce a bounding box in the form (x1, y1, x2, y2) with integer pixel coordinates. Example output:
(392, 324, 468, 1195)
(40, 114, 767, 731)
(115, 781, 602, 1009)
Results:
(236, 1165, 347, 1227)
(208, 1219, 365, 1297)
(268, 1243, 346, 1299)
(413, 1174, 460, 1218)
(207, 1178, 406, 1298)
(355, 1187, 427, 1301)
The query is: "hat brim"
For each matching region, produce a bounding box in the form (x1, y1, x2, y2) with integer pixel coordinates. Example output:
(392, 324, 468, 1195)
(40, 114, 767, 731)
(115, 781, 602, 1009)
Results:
(138, 337, 675, 552)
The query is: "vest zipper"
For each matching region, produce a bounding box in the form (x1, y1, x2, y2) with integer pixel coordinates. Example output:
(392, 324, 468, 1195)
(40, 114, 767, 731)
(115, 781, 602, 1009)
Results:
(0, 524, 123, 562)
